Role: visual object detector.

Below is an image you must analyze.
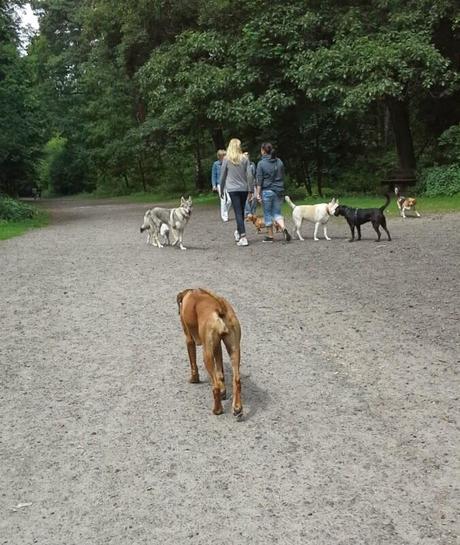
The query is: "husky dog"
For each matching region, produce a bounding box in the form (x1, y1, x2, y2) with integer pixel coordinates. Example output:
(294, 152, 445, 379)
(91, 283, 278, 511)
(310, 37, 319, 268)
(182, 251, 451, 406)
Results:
(140, 209, 170, 247)
(285, 196, 339, 241)
(151, 196, 193, 250)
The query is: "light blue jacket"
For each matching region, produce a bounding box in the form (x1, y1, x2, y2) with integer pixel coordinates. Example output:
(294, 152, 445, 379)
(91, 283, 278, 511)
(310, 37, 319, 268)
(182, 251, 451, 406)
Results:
(211, 160, 223, 189)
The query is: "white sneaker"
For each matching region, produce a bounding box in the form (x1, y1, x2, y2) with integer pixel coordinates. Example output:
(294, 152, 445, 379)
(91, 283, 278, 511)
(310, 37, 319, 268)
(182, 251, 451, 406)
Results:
(237, 237, 248, 247)
(234, 230, 240, 242)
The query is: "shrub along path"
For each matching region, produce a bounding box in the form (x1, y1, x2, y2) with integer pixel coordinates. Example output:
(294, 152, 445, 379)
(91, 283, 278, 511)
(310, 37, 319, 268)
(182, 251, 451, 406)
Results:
(1, 198, 458, 544)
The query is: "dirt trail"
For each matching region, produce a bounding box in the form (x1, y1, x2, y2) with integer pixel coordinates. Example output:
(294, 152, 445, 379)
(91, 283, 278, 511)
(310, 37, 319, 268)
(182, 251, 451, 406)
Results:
(1, 198, 459, 544)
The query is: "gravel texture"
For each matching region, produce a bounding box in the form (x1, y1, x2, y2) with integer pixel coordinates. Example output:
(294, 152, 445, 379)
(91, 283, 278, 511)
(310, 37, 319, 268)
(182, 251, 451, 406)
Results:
(1, 198, 459, 545)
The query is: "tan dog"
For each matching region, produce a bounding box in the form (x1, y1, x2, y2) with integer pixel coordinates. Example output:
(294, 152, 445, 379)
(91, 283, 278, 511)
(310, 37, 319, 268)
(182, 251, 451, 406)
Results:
(285, 196, 339, 240)
(246, 214, 282, 233)
(177, 288, 242, 417)
(395, 186, 421, 218)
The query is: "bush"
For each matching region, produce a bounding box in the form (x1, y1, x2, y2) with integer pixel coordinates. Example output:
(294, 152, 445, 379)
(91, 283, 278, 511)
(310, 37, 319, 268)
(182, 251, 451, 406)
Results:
(438, 125, 460, 164)
(0, 196, 37, 221)
(418, 164, 460, 196)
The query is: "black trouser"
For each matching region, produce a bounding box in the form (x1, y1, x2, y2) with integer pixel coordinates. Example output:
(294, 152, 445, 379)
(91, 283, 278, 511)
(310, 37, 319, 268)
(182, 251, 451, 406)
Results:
(229, 191, 248, 236)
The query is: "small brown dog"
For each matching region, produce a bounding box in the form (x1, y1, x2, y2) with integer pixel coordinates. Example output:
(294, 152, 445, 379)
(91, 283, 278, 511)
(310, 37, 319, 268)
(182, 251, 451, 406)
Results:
(177, 288, 242, 417)
(246, 214, 282, 233)
(395, 186, 421, 218)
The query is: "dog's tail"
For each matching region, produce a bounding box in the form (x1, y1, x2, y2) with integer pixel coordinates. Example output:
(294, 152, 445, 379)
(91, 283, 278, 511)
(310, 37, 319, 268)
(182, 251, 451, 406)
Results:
(176, 289, 192, 314)
(215, 316, 229, 335)
(380, 193, 391, 212)
(285, 196, 296, 209)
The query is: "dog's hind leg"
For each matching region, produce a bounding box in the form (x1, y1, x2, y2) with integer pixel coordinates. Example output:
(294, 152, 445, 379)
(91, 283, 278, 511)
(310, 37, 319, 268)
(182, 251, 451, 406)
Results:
(323, 224, 331, 240)
(203, 347, 223, 415)
(214, 342, 226, 400)
(313, 222, 320, 241)
(294, 218, 304, 240)
(372, 222, 382, 241)
(356, 224, 362, 241)
(381, 216, 391, 241)
(223, 336, 242, 418)
(230, 347, 242, 418)
(185, 335, 200, 383)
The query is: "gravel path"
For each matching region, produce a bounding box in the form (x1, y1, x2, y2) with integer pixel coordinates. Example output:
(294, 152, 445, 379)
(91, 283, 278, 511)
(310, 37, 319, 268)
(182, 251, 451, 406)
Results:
(1, 198, 459, 545)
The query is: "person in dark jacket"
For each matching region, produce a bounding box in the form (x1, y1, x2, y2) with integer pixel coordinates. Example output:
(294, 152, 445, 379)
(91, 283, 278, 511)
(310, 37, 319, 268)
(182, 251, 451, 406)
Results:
(255, 143, 291, 242)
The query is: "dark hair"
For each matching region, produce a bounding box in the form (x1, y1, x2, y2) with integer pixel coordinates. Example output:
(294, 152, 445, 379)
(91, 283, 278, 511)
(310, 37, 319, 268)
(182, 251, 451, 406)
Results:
(261, 142, 276, 159)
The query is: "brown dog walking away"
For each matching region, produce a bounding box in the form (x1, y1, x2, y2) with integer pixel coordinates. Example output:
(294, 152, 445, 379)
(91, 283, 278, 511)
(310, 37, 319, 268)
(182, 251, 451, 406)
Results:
(177, 288, 242, 417)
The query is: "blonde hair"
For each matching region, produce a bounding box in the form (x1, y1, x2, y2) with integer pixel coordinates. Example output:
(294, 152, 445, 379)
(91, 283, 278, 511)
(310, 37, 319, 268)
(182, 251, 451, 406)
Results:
(216, 149, 226, 159)
(226, 138, 244, 165)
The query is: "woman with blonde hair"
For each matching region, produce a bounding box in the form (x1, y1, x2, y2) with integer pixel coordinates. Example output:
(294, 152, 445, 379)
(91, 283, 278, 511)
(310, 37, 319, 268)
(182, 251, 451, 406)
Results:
(219, 138, 254, 246)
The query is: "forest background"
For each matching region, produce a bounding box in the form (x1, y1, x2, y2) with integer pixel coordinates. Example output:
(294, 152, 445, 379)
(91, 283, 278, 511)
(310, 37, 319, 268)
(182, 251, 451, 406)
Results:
(1, 0, 460, 200)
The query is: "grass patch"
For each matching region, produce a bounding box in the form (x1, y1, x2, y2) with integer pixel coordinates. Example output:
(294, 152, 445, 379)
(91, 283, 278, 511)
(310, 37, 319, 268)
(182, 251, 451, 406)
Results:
(53, 191, 460, 214)
(0, 212, 50, 241)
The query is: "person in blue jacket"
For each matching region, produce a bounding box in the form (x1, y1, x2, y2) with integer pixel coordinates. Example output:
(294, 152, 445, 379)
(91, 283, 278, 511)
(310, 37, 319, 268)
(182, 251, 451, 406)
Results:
(255, 142, 291, 242)
(243, 152, 257, 218)
(211, 149, 231, 222)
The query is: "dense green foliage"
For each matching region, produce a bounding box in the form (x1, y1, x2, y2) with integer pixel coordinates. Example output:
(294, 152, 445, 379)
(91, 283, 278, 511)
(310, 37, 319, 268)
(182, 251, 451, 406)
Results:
(419, 164, 460, 196)
(0, 194, 37, 220)
(0, 1, 42, 195)
(1, 1, 459, 197)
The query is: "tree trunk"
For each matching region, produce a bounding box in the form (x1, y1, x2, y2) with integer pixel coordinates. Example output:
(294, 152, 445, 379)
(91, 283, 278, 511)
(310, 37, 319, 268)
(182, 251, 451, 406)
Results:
(194, 140, 206, 191)
(211, 128, 225, 151)
(315, 135, 323, 197)
(138, 157, 147, 192)
(384, 105, 391, 146)
(303, 161, 312, 196)
(386, 97, 416, 172)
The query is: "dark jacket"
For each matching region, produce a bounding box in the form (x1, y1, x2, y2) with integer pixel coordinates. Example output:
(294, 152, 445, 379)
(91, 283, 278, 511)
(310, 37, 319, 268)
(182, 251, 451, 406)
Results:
(256, 156, 285, 193)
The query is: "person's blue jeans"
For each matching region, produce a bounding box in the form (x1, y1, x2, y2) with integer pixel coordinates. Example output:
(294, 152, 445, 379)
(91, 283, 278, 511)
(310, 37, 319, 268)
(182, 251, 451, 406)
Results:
(228, 191, 248, 236)
(262, 189, 283, 226)
(244, 195, 257, 217)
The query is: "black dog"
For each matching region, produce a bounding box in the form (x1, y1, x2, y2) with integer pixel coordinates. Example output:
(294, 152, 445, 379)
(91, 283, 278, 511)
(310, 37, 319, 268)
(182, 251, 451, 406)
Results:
(334, 194, 391, 242)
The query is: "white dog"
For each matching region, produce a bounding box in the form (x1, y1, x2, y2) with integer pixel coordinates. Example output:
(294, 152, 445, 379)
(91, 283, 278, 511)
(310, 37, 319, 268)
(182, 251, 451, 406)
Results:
(285, 196, 339, 241)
